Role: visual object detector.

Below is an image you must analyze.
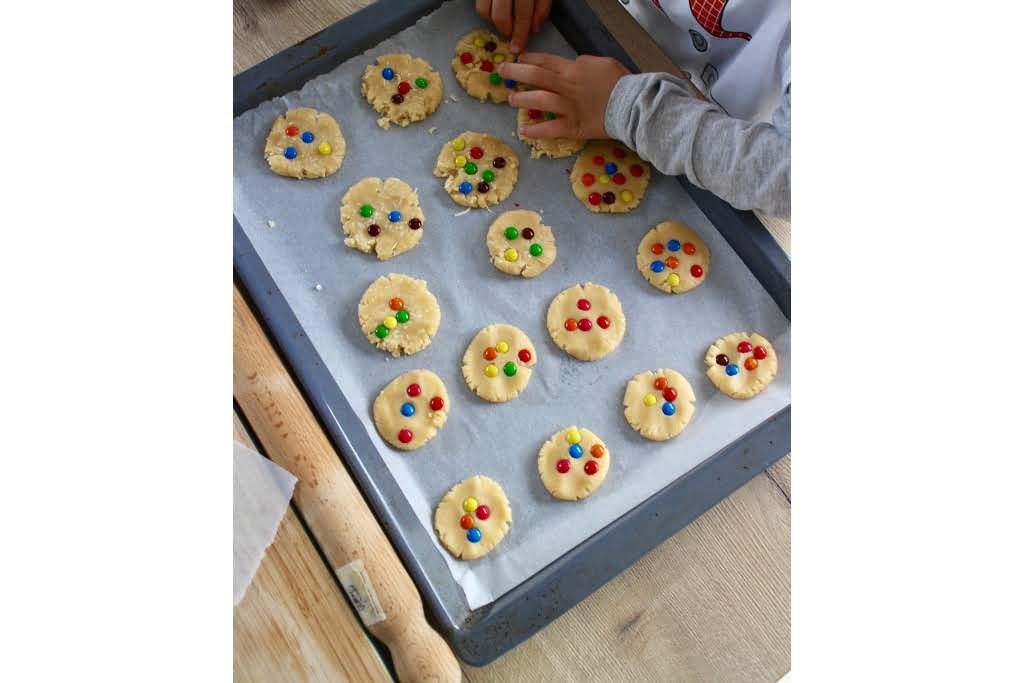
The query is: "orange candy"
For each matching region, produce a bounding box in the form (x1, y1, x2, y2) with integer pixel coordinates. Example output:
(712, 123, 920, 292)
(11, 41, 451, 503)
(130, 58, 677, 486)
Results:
(483, 347, 497, 361)
(651, 243, 665, 255)
(564, 318, 578, 331)
(665, 256, 680, 269)
(460, 514, 474, 530)
(590, 444, 605, 458)
(744, 358, 759, 371)
(653, 376, 667, 390)
(389, 297, 404, 311)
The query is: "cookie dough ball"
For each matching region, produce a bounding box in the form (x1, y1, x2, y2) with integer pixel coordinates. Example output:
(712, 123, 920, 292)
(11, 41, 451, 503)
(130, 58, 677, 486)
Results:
(433, 131, 519, 208)
(570, 142, 650, 213)
(434, 475, 511, 560)
(361, 53, 443, 129)
(372, 370, 449, 450)
(357, 274, 440, 357)
(538, 426, 610, 501)
(451, 29, 522, 103)
(340, 177, 425, 260)
(637, 221, 710, 293)
(486, 210, 556, 277)
(517, 107, 585, 159)
(264, 107, 346, 179)
(705, 332, 779, 399)
(546, 283, 626, 361)
(462, 324, 537, 402)
(623, 369, 697, 441)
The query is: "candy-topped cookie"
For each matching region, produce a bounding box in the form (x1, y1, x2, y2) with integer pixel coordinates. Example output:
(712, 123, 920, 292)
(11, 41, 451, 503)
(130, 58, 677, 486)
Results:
(486, 210, 556, 278)
(372, 370, 449, 450)
(434, 475, 511, 560)
(451, 29, 523, 103)
(361, 53, 443, 129)
(623, 369, 697, 441)
(462, 324, 538, 403)
(433, 132, 519, 208)
(637, 221, 710, 293)
(538, 426, 610, 501)
(516, 106, 585, 159)
(340, 177, 425, 260)
(570, 142, 649, 213)
(546, 283, 626, 361)
(705, 332, 779, 399)
(357, 274, 440, 357)
(264, 107, 346, 179)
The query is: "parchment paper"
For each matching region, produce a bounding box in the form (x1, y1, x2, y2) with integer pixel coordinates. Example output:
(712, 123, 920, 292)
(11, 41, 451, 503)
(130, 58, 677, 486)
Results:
(233, 0, 790, 609)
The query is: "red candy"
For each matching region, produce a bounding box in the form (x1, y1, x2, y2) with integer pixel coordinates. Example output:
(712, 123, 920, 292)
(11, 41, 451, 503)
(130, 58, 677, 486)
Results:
(613, 147, 626, 159)
(470, 146, 484, 159)
(690, 264, 703, 278)
(483, 347, 497, 360)
(518, 349, 532, 363)
(528, 108, 541, 119)
(556, 459, 571, 474)
(753, 345, 768, 360)
(406, 383, 422, 397)
(577, 298, 591, 311)
(564, 318, 577, 331)
(663, 387, 677, 401)
(651, 243, 665, 255)
(613, 173, 626, 185)
(481, 60, 494, 72)
(460, 514, 474, 530)
(683, 242, 696, 255)
(429, 396, 444, 411)
(460, 51, 473, 64)
(629, 164, 644, 177)
(597, 315, 610, 329)
(285, 125, 299, 136)
(577, 318, 593, 331)
(653, 377, 667, 390)
(737, 341, 753, 354)
(592, 155, 605, 166)
(581, 173, 595, 186)
(588, 192, 602, 205)
(398, 429, 413, 443)
(389, 297, 404, 311)
(665, 256, 679, 269)
(397, 81, 411, 95)
(602, 192, 615, 204)
(584, 461, 599, 475)
(475, 505, 491, 520)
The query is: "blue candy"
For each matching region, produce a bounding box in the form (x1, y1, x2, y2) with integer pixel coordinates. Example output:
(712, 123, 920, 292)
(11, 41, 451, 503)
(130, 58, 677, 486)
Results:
(504, 79, 517, 88)
(726, 364, 739, 376)
(466, 527, 482, 543)
(569, 443, 583, 459)
(388, 210, 402, 222)
(400, 402, 415, 417)
(662, 402, 676, 416)
(459, 181, 473, 194)
(301, 131, 314, 143)
(604, 162, 618, 175)
(650, 260, 665, 273)
(283, 146, 297, 159)
(382, 67, 395, 80)
(667, 239, 681, 252)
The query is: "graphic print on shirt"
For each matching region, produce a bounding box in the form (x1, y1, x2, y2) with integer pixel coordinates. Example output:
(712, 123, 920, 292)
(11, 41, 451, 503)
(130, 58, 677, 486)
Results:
(689, 0, 751, 41)
(688, 29, 708, 52)
(700, 63, 730, 115)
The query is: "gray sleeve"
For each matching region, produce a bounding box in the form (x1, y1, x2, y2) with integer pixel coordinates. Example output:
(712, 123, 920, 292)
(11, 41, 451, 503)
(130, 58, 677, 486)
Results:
(604, 73, 791, 220)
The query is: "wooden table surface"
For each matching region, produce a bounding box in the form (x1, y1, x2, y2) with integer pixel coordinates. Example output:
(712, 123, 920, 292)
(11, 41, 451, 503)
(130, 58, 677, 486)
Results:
(233, 1, 791, 680)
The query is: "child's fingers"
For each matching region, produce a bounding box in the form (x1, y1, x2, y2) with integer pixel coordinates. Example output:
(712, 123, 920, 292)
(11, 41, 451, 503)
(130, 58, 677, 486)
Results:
(510, 0, 534, 53)
(491, 0, 513, 36)
(532, 0, 552, 32)
(508, 89, 571, 115)
(498, 62, 566, 93)
(475, 0, 492, 23)
(519, 117, 577, 139)
(517, 51, 573, 72)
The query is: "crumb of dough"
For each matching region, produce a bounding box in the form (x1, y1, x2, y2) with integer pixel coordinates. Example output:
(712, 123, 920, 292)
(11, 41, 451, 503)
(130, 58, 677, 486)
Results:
(267, 220, 276, 228)
(314, 283, 323, 291)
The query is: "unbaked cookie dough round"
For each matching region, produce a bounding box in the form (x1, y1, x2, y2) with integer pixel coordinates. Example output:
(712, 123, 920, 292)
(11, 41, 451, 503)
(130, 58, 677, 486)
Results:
(623, 369, 697, 441)
(264, 107, 346, 179)
(433, 131, 519, 208)
(357, 274, 440, 357)
(637, 221, 710, 293)
(451, 29, 522, 103)
(361, 53, 443, 129)
(517, 106, 585, 159)
(434, 475, 511, 560)
(461, 324, 538, 402)
(486, 210, 556, 277)
(372, 370, 450, 450)
(538, 426, 610, 501)
(546, 283, 626, 361)
(570, 141, 650, 213)
(705, 332, 779, 399)
(340, 177, 425, 260)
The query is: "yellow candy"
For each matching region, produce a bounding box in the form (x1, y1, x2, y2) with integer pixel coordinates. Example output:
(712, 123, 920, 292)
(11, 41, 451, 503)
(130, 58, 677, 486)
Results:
(474, 37, 485, 48)
(620, 190, 634, 202)
(453, 138, 466, 151)
(463, 497, 479, 512)
(503, 249, 518, 262)
(643, 393, 657, 406)
(455, 155, 467, 168)
(667, 273, 680, 287)
(383, 316, 398, 329)
(566, 429, 582, 444)
(494, 54, 506, 64)
(598, 174, 610, 184)
(484, 364, 498, 378)
(317, 142, 332, 155)
(496, 340, 509, 353)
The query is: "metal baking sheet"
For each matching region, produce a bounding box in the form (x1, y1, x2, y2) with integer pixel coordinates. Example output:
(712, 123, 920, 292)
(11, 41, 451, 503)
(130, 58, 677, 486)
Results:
(234, 0, 790, 665)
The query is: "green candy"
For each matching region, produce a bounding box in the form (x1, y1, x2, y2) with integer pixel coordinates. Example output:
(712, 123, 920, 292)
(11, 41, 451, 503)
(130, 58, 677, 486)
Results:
(415, 77, 428, 89)
(489, 72, 501, 85)
(396, 309, 410, 324)
(359, 204, 374, 218)
(544, 111, 556, 120)
(482, 170, 495, 182)
(529, 243, 543, 257)
(375, 325, 389, 339)
(504, 226, 518, 240)
(464, 162, 478, 175)
(503, 362, 517, 377)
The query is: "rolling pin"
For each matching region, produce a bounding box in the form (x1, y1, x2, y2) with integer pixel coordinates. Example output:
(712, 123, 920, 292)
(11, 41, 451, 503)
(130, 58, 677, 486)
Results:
(233, 286, 461, 683)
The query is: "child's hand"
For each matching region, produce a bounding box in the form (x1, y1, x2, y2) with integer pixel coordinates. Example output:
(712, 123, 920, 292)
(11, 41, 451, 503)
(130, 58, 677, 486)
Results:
(498, 53, 630, 139)
(475, 0, 552, 54)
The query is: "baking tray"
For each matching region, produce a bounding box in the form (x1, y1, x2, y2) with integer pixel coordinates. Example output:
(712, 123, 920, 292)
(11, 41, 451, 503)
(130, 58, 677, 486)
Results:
(233, 0, 791, 665)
